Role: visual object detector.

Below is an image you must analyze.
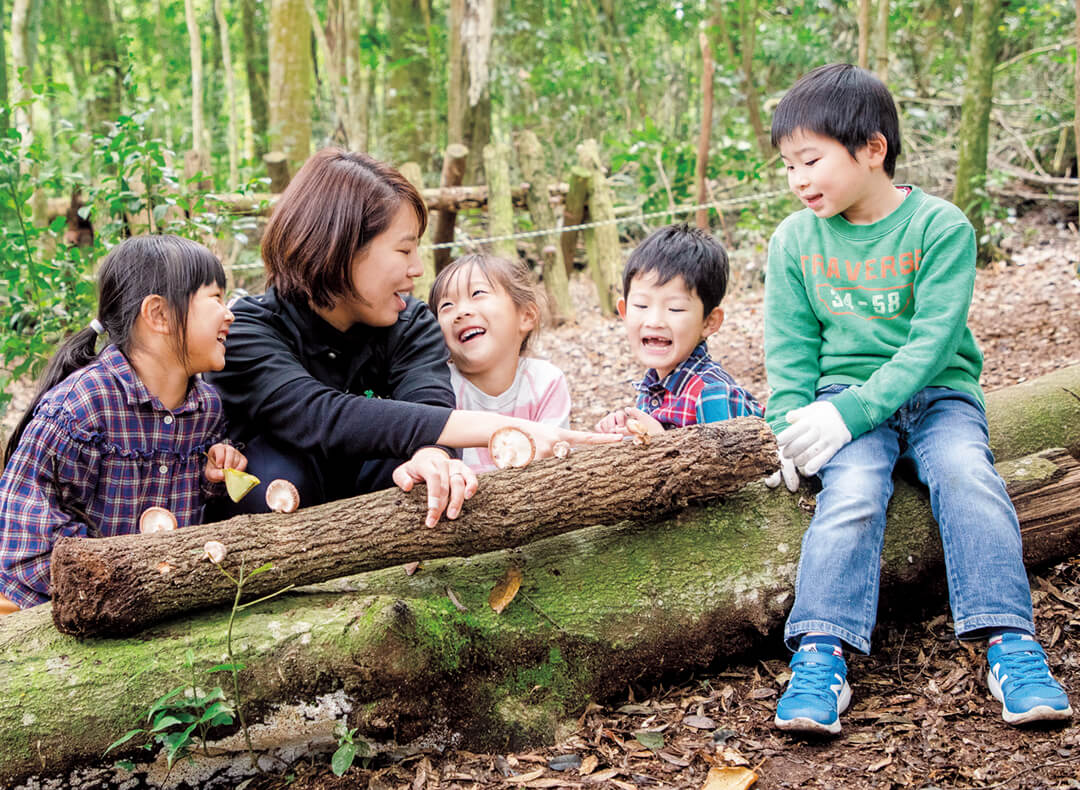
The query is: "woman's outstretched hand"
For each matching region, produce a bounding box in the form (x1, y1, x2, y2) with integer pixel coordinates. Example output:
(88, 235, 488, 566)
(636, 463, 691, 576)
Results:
(392, 447, 479, 527)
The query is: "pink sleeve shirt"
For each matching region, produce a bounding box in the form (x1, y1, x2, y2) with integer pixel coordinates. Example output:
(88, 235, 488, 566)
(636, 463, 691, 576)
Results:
(450, 358, 571, 473)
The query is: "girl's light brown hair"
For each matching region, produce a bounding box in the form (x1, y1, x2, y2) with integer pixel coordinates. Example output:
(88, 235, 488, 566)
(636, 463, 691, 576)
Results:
(261, 148, 427, 309)
(428, 253, 546, 354)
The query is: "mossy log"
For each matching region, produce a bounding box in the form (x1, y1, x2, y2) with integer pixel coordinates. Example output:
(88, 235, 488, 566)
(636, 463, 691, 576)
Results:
(3, 368, 1080, 785)
(51, 418, 777, 638)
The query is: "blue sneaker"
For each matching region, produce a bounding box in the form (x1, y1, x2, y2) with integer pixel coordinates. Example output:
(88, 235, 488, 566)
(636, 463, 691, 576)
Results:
(774, 645, 851, 735)
(987, 634, 1072, 725)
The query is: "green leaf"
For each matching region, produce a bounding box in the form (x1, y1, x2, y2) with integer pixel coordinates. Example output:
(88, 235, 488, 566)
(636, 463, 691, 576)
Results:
(150, 714, 186, 732)
(209, 662, 246, 672)
(633, 730, 665, 751)
(331, 743, 357, 777)
(104, 728, 145, 755)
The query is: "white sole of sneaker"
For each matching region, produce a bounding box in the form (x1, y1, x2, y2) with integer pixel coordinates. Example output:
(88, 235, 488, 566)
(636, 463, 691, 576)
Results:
(773, 683, 852, 736)
(988, 672, 1074, 725)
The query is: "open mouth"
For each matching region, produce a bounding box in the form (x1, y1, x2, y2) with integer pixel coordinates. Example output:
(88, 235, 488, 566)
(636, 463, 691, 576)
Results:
(458, 327, 486, 343)
(395, 291, 410, 309)
(804, 193, 824, 207)
(216, 332, 228, 346)
(641, 336, 672, 348)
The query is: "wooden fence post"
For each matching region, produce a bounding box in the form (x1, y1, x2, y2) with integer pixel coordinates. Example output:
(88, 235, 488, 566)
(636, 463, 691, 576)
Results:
(482, 142, 517, 259)
(561, 166, 590, 276)
(264, 151, 291, 193)
(400, 161, 437, 303)
(433, 143, 469, 272)
(516, 130, 573, 324)
(577, 139, 620, 316)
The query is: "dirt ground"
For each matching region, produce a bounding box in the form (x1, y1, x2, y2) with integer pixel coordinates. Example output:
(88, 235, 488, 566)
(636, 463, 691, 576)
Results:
(243, 206, 1080, 790)
(4, 206, 1079, 790)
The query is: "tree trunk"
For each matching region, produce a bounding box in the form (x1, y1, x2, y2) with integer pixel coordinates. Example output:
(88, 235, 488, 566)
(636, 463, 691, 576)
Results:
(952, 0, 1003, 263)
(577, 139, 620, 316)
(268, 0, 312, 169)
(10, 0, 37, 135)
(304, 0, 349, 145)
(215, 0, 239, 187)
(432, 143, 469, 271)
(184, 0, 207, 159)
(3, 367, 1080, 785)
(399, 161, 437, 300)
(516, 129, 573, 324)
(343, 0, 370, 151)
(1075, 0, 1079, 231)
(695, 29, 714, 230)
(481, 142, 516, 259)
(858, 0, 870, 69)
(387, 0, 432, 164)
(1, 0, 9, 132)
(264, 150, 290, 193)
(712, 0, 769, 159)
(448, 0, 493, 184)
(874, 0, 889, 80)
(240, 0, 269, 158)
(85, 0, 122, 131)
(560, 166, 590, 276)
(51, 418, 777, 637)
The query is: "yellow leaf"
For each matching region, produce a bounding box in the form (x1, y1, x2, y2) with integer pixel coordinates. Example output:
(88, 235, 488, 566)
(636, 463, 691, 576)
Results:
(224, 467, 260, 502)
(488, 566, 523, 614)
(702, 766, 758, 790)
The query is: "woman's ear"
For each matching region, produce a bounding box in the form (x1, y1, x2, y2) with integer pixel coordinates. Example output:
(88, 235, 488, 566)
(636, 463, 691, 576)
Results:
(138, 294, 173, 337)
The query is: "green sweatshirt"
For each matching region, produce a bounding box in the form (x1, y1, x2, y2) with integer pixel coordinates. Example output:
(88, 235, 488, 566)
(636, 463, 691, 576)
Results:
(763, 186, 984, 439)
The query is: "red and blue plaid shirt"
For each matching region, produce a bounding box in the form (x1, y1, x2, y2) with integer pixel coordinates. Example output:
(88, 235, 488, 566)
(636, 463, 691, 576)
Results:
(634, 342, 763, 428)
(0, 345, 225, 608)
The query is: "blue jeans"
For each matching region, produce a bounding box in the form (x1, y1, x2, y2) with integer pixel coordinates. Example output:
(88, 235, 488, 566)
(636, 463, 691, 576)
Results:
(784, 385, 1034, 654)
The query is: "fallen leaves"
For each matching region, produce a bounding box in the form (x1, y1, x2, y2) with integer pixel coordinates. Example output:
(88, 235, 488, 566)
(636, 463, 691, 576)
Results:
(701, 766, 758, 790)
(488, 566, 523, 614)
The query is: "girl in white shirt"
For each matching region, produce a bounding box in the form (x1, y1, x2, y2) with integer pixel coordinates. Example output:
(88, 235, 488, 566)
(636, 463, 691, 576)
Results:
(429, 254, 571, 473)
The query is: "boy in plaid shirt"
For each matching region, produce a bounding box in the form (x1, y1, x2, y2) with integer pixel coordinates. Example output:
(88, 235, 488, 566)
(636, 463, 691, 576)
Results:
(596, 223, 762, 436)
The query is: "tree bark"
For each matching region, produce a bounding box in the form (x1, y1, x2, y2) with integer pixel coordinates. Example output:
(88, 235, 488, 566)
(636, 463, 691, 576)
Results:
(1075, 0, 1079, 230)
(387, 0, 432, 164)
(85, 0, 122, 131)
(874, 0, 889, 81)
(215, 0, 239, 187)
(516, 129, 573, 324)
(577, 139, 620, 316)
(858, 0, 870, 69)
(399, 161, 437, 300)
(695, 29, 714, 230)
(263, 150, 290, 193)
(240, 0, 269, 157)
(51, 418, 777, 637)
(184, 0, 206, 158)
(4, 367, 1080, 785)
(304, 0, 349, 147)
(481, 142, 516, 259)
(432, 143, 469, 271)
(10, 0, 38, 136)
(448, 0, 493, 184)
(343, 0, 370, 151)
(560, 166, 590, 276)
(952, 0, 1004, 264)
(268, 0, 312, 169)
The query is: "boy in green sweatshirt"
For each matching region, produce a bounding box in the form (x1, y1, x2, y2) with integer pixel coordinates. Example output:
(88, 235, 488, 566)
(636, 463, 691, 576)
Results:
(763, 63, 1070, 735)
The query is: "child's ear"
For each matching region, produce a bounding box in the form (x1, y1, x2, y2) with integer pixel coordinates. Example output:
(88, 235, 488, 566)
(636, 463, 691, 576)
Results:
(700, 306, 725, 339)
(139, 294, 172, 336)
(616, 297, 627, 319)
(518, 303, 540, 335)
(865, 132, 889, 169)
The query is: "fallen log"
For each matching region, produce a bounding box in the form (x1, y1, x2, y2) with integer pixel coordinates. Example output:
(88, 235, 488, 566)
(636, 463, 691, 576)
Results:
(3, 367, 1080, 786)
(50, 417, 777, 637)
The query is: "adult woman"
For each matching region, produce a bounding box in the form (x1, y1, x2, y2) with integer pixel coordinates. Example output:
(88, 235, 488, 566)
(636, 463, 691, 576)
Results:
(208, 148, 613, 525)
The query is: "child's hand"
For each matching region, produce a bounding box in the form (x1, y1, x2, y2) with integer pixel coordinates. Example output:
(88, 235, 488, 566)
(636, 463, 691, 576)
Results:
(392, 447, 479, 528)
(595, 409, 630, 435)
(777, 401, 852, 476)
(623, 407, 665, 436)
(204, 442, 247, 484)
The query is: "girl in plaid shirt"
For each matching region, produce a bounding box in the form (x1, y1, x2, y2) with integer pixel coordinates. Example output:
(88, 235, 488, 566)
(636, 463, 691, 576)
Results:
(0, 236, 246, 612)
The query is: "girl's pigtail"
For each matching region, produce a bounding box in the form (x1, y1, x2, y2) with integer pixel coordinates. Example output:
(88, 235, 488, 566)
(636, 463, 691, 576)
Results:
(4, 324, 102, 466)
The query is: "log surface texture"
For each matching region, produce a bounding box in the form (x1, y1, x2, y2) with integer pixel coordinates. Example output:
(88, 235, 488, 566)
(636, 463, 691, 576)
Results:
(51, 418, 777, 637)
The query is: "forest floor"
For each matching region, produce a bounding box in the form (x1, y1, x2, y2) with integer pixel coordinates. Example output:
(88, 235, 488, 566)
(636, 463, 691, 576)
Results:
(259, 204, 1080, 790)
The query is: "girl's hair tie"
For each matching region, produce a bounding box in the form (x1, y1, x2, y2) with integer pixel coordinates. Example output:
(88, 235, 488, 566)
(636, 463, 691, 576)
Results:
(89, 319, 106, 336)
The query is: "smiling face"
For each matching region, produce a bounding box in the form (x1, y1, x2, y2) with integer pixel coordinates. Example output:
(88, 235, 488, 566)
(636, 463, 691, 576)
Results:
(618, 271, 724, 381)
(435, 265, 537, 394)
(183, 282, 234, 375)
(781, 127, 889, 222)
(327, 203, 423, 329)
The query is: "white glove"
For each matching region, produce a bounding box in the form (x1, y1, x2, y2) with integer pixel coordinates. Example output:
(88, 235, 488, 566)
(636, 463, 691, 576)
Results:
(764, 451, 800, 492)
(777, 401, 852, 477)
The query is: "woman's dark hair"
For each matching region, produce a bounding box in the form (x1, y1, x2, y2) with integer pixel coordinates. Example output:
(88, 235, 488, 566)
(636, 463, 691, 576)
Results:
(771, 63, 901, 178)
(4, 235, 225, 464)
(261, 148, 428, 309)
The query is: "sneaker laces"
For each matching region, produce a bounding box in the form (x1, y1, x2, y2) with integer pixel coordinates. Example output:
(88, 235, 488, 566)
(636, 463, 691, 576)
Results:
(998, 648, 1055, 692)
(787, 659, 842, 704)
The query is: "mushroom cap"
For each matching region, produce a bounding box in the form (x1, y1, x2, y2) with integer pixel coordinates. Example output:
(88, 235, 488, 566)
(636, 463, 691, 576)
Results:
(265, 478, 300, 513)
(552, 440, 572, 459)
(139, 506, 178, 534)
(488, 426, 536, 469)
(203, 541, 227, 564)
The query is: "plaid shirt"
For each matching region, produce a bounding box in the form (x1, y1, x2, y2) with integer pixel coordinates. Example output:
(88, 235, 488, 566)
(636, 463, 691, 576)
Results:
(634, 342, 763, 428)
(0, 345, 224, 608)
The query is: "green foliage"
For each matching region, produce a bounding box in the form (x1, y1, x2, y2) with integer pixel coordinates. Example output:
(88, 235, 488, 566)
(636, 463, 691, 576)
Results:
(330, 722, 371, 777)
(104, 650, 235, 770)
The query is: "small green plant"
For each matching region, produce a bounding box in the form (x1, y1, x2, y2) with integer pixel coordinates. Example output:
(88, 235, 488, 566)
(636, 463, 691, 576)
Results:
(331, 721, 372, 777)
(104, 650, 235, 770)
